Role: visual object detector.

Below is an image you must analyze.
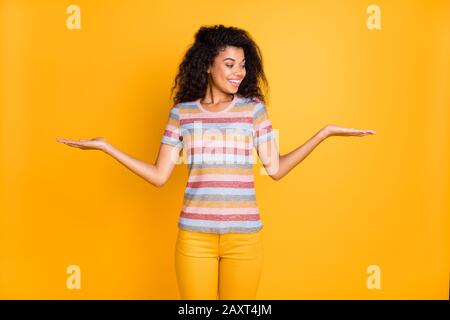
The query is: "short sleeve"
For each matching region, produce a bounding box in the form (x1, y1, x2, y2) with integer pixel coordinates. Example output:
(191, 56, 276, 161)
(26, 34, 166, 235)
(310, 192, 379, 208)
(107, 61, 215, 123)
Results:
(253, 99, 276, 147)
(161, 104, 183, 149)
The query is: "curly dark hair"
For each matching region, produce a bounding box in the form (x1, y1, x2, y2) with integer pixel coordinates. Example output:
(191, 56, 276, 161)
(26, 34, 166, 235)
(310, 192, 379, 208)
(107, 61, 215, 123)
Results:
(169, 24, 269, 105)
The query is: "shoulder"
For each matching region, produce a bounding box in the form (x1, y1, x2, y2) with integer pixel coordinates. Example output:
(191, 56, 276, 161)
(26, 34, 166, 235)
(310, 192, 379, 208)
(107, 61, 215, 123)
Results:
(166, 103, 181, 121)
(239, 95, 261, 105)
(167, 100, 196, 117)
(237, 95, 265, 112)
(250, 96, 263, 104)
(249, 97, 268, 117)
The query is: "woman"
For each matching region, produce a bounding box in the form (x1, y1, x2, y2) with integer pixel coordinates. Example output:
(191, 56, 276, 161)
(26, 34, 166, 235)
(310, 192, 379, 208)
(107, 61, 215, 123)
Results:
(56, 24, 376, 300)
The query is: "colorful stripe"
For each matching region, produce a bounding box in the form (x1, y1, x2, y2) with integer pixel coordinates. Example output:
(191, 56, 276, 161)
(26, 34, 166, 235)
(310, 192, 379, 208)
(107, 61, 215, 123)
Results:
(161, 94, 276, 234)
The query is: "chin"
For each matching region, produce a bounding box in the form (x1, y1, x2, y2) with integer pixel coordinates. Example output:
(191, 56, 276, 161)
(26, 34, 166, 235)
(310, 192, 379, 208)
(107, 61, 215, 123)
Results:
(223, 88, 236, 95)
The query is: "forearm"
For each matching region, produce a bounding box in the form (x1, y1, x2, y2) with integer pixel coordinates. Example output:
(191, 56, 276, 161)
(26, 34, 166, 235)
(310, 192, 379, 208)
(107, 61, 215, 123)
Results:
(102, 143, 163, 187)
(272, 128, 328, 180)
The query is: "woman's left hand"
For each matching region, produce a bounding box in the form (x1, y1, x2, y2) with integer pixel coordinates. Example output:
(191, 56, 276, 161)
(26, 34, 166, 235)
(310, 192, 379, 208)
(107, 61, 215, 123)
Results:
(322, 124, 377, 138)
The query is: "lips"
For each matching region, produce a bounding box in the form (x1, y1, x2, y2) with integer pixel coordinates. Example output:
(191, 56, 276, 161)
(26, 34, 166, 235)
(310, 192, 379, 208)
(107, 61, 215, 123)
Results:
(228, 79, 241, 88)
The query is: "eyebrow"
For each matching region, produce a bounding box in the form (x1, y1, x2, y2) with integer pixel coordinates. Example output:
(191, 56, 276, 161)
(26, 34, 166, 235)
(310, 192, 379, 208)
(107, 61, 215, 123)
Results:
(223, 58, 246, 63)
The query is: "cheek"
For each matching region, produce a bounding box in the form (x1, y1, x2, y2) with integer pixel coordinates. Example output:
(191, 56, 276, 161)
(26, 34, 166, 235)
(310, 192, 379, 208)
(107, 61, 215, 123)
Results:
(223, 68, 233, 77)
(213, 68, 229, 80)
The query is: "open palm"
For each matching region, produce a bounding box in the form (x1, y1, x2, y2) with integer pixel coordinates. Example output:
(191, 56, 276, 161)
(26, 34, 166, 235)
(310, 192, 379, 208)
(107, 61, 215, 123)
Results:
(56, 136, 108, 150)
(325, 124, 377, 137)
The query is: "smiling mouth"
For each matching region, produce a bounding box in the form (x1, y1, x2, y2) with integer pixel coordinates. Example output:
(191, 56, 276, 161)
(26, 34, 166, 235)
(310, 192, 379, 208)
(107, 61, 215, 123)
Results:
(228, 80, 241, 87)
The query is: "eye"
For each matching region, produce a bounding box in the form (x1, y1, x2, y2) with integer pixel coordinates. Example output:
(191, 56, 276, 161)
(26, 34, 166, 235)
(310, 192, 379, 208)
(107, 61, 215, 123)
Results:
(226, 64, 245, 68)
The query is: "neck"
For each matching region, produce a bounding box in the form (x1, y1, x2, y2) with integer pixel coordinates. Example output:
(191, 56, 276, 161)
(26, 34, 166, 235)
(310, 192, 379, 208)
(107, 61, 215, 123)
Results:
(202, 85, 234, 104)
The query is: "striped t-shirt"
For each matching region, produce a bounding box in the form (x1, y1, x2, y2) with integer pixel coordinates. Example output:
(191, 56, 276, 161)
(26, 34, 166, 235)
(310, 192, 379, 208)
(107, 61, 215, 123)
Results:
(161, 93, 276, 234)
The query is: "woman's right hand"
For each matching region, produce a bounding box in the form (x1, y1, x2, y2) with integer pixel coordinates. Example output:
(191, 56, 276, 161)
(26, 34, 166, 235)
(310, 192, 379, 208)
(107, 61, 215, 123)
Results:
(56, 136, 109, 151)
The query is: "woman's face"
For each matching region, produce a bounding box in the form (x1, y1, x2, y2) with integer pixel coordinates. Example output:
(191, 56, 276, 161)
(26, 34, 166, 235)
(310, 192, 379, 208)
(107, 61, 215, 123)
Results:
(207, 46, 246, 96)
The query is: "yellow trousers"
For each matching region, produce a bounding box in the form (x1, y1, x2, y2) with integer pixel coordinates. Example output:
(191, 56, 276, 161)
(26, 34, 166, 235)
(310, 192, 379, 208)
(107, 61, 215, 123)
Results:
(174, 228, 264, 300)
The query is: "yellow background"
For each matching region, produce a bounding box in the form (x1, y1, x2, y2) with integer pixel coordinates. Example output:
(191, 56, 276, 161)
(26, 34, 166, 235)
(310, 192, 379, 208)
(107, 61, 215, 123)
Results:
(1, 0, 449, 299)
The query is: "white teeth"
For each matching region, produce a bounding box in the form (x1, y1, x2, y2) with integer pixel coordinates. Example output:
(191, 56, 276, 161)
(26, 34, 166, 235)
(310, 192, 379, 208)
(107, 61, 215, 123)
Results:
(229, 80, 241, 84)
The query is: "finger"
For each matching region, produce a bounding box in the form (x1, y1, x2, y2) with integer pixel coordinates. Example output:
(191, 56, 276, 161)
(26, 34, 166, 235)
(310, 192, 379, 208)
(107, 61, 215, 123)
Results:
(69, 140, 85, 145)
(349, 129, 364, 135)
(64, 139, 84, 144)
(66, 143, 81, 147)
(64, 140, 79, 145)
(60, 139, 75, 143)
(67, 142, 85, 147)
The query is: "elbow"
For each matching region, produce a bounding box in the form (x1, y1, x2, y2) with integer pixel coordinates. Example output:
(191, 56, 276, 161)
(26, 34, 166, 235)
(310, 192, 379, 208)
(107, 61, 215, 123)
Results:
(270, 172, 282, 181)
(153, 176, 167, 188)
(265, 167, 282, 181)
(267, 157, 283, 181)
(154, 181, 164, 188)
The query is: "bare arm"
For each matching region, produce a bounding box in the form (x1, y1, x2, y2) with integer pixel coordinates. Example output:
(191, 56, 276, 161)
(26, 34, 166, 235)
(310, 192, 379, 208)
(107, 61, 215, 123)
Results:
(56, 137, 182, 188)
(103, 141, 181, 187)
(257, 124, 377, 181)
